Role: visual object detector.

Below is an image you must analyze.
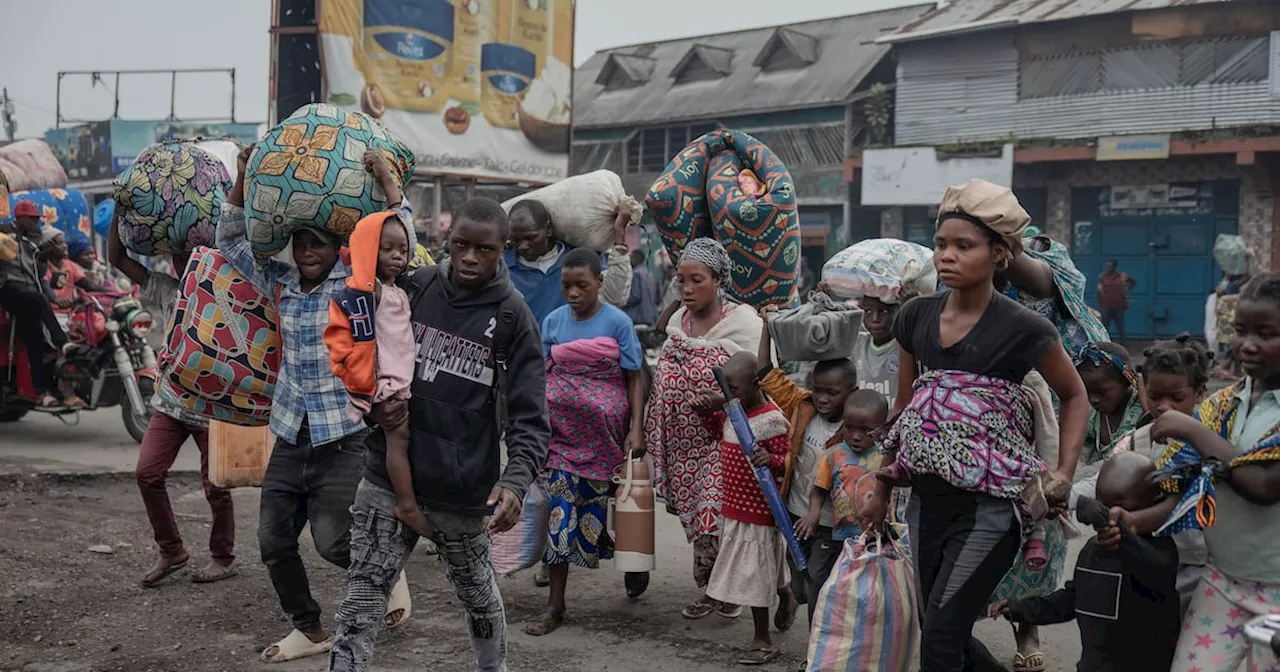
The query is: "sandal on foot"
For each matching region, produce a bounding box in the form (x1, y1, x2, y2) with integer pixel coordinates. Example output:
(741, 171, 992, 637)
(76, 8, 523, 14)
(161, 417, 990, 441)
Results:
(190, 563, 238, 584)
(384, 570, 412, 630)
(682, 598, 716, 619)
(260, 629, 331, 663)
(774, 594, 798, 632)
(625, 571, 650, 599)
(523, 608, 564, 636)
(1013, 651, 1046, 672)
(1023, 539, 1048, 572)
(534, 563, 550, 588)
(738, 647, 781, 665)
(718, 602, 743, 619)
(140, 558, 188, 588)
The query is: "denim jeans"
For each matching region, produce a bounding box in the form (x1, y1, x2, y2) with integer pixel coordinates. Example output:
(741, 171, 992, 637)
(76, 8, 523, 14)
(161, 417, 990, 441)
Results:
(330, 479, 507, 672)
(258, 423, 368, 634)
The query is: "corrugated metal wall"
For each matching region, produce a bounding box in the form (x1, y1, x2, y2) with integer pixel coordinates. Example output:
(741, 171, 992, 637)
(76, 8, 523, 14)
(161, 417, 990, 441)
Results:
(895, 32, 1280, 145)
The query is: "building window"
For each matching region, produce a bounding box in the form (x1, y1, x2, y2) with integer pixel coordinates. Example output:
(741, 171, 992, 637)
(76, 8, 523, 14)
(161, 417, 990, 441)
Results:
(626, 123, 720, 174)
(1018, 36, 1269, 99)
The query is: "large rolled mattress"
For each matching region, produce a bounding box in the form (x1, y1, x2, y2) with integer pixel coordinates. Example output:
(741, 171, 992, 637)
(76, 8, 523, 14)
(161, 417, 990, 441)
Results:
(245, 103, 415, 258)
(646, 129, 800, 307)
(157, 247, 280, 426)
(4, 187, 91, 238)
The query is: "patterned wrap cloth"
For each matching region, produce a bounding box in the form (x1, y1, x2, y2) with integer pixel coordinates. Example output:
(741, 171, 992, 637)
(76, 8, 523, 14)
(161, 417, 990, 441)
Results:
(245, 103, 415, 259)
(888, 370, 1045, 500)
(544, 337, 629, 482)
(1152, 381, 1280, 535)
(157, 246, 280, 426)
(645, 128, 801, 308)
(645, 303, 763, 544)
(114, 141, 232, 256)
(1007, 235, 1110, 355)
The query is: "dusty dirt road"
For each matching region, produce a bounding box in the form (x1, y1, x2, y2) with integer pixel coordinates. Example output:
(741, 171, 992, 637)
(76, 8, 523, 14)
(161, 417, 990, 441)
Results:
(0, 467, 1086, 672)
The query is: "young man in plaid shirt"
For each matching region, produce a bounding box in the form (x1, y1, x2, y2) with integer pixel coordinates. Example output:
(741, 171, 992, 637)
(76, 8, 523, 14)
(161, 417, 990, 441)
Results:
(217, 146, 415, 663)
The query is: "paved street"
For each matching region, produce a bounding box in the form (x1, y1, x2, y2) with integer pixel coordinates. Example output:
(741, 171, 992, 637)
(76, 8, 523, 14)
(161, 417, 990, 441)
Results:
(0, 412, 1086, 671)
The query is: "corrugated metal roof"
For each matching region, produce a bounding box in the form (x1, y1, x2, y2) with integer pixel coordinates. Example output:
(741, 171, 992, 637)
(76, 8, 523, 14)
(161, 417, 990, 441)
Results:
(573, 4, 933, 129)
(884, 0, 1243, 43)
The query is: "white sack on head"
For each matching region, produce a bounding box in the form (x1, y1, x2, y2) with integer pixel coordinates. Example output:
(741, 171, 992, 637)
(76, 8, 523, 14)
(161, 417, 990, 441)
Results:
(821, 238, 937, 304)
(502, 170, 642, 252)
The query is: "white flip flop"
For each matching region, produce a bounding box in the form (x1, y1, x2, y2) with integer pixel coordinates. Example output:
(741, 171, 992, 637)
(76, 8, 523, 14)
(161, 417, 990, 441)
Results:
(260, 628, 332, 663)
(384, 570, 412, 630)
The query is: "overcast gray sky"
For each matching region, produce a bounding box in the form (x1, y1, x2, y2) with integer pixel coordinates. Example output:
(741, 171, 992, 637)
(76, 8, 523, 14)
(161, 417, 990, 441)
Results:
(0, 0, 923, 139)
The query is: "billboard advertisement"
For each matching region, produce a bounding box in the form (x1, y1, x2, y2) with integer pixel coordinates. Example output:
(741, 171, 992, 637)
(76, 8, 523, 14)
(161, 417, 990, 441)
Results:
(44, 122, 113, 181)
(44, 121, 262, 181)
(108, 121, 262, 173)
(318, 0, 573, 184)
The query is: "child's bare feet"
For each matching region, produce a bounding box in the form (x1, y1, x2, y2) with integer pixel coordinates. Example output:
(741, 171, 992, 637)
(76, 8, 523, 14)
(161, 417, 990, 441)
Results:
(394, 501, 434, 537)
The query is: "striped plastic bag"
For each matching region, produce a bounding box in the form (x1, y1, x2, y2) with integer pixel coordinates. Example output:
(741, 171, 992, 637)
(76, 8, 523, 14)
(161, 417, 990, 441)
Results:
(807, 532, 918, 672)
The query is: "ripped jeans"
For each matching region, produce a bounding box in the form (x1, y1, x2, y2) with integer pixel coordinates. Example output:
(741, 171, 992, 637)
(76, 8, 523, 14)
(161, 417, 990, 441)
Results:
(329, 479, 507, 672)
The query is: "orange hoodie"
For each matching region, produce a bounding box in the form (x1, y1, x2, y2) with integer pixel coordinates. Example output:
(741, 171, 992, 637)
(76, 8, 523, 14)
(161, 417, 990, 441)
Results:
(323, 210, 410, 416)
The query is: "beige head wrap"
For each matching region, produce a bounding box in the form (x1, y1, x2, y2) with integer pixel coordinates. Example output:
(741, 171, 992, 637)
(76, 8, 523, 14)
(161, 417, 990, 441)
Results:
(936, 179, 1031, 254)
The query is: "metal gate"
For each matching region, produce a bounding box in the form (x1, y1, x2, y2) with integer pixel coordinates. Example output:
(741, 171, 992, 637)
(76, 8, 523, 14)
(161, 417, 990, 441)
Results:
(1071, 181, 1238, 339)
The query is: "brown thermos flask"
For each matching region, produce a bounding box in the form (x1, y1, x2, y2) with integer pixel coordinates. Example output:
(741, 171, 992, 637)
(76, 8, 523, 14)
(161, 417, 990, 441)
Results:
(609, 451, 655, 572)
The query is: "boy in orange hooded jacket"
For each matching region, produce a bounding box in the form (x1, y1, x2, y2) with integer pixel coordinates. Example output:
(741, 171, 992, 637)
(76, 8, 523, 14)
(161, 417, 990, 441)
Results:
(324, 209, 431, 538)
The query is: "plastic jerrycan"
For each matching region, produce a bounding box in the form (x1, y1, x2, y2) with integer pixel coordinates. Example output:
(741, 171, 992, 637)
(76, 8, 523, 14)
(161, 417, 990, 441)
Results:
(609, 452, 655, 572)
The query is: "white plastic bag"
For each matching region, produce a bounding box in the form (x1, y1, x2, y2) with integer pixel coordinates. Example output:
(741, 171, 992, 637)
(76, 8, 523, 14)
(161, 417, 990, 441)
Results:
(822, 239, 936, 304)
(193, 139, 245, 184)
(503, 170, 642, 252)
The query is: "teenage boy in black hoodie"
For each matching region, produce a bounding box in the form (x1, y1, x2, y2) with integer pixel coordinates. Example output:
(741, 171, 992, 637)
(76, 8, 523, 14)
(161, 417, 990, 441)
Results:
(989, 451, 1180, 672)
(329, 197, 550, 672)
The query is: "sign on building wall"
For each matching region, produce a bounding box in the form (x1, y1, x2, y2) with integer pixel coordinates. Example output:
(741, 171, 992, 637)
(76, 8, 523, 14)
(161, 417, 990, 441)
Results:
(1108, 184, 1201, 211)
(1096, 134, 1171, 161)
(860, 144, 1014, 206)
(318, 0, 574, 184)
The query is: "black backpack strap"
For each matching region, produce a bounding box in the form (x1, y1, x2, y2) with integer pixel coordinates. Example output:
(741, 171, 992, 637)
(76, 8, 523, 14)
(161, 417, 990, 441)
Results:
(491, 299, 520, 431)
(403, 266, 439, 312)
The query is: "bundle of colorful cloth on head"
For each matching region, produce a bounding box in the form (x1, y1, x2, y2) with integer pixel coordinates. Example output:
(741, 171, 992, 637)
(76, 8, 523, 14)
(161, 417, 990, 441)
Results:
(1151, 381, 1280, 535)
(645, 129, 801, 308)
(821, 238, 936, 304)
(245, 103, 415, 258)
(113, 140, 235, 257)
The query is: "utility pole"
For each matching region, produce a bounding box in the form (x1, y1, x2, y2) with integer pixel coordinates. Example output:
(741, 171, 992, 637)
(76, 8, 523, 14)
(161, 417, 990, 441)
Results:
(1, 88, 16, 141)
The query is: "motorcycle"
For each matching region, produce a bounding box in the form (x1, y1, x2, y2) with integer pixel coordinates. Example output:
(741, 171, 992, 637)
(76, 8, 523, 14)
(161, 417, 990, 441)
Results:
(0, 289, 158, 442)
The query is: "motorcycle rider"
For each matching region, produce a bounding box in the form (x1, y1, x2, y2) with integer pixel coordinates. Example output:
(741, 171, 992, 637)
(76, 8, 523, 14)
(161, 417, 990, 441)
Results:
(0, 200, 70, 409)
(40, 226, 111, 410)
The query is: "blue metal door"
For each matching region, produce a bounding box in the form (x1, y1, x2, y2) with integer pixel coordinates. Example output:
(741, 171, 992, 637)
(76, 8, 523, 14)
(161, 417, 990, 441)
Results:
(1071, 181, 1237, 339)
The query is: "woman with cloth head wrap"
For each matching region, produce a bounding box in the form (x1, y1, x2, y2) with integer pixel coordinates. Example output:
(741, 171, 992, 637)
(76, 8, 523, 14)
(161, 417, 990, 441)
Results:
(862, 179, 1090, 672)
(644, 236, 765, 620)
(941, 180, 1111, 671)
(940, 181, 1109, 356)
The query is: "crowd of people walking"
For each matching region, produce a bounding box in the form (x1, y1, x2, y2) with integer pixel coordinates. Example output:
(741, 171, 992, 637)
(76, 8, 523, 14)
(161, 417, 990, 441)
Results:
(4, 143, 1279, 672)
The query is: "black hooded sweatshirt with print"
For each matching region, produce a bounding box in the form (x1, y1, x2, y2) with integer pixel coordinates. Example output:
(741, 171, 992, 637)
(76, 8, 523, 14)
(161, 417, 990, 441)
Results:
(362, 257, 549, 516)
